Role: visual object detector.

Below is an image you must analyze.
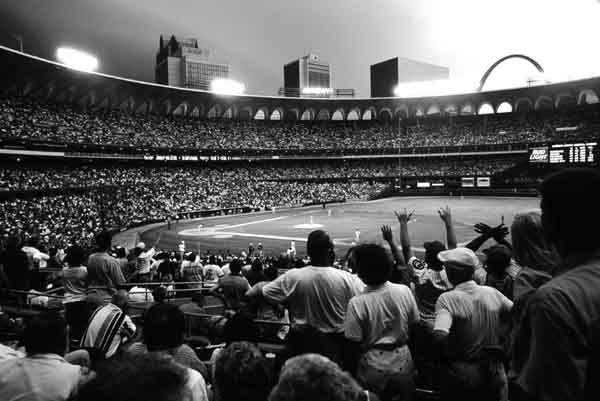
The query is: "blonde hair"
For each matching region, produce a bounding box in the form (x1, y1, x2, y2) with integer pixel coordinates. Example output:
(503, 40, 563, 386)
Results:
(511, 210, 558, 272)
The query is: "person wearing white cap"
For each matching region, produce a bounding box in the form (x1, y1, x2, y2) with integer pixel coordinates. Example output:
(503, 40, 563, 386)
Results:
(432, 247, 513, 401)
(132, 234, 161, 281)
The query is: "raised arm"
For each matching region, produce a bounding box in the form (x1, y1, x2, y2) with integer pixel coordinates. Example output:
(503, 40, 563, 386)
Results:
(465, 222, 495, 252)
(381, 225, 406, 266)
(394, 209, 415, 262)
(438, 206, 457, 249)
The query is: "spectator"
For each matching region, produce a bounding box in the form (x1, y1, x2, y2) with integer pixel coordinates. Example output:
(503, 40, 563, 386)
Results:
(127, 303, 209, 382)
(203, 255, 223, 284)
(432, 247, 513, 401)
(343, 243, 419, 397)
(81, 290, 136, 360)
(75, 353, 207, 401)
(245, 258, 266, 287)
(512, 169, 600, 401)
(483, 245, 514, 299)
(214, 341, 271, 401)
(269, 353, 368, 401)
(261, 230, 364, 365)
(86, 231, 125, 298)
(60, 244, 88, 302)
(210, 258, 250, 311)
(0, 313, 86, 401)
(0, 235, 31, 294)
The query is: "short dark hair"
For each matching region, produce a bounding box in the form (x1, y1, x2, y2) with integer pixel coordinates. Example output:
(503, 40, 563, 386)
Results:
(264, 266, 279, 281)
(540, 168, 600, 256)
(269, 354, 364, 401)
(143, 303, 185, 351)
(65, 244, 86, 267)
(215, 342, 271, 401)
(152, 286, 168, 303)
(75, 354, 188, 401)
(95, 231, 112, 251)
(229, 259, 244, 275)
(307, 230, 334, 265)
(114, 247, 127, 259)
(222, 312, 260, 345)
(23, 313, 67, 356)
(353, 243, 392, 285)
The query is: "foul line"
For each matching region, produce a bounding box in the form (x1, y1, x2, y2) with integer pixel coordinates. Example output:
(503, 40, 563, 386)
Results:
(217, 216, 289, 229)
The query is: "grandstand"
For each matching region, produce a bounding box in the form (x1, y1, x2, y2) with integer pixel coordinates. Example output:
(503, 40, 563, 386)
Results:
(0, 30, 599, 401)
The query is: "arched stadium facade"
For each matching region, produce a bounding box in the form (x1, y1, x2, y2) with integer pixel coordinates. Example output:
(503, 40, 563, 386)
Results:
(1, 45, 599, 122)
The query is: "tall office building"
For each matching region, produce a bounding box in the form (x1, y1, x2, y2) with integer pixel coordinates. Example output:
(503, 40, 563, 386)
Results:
(155, 35, 230, 90)
(370, 57, 449, 97)
(282, 54, 333, 97)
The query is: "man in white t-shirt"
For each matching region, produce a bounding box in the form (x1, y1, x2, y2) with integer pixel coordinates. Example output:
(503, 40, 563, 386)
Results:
(262, 230, 364, 333)
(202, 255, 223, 284)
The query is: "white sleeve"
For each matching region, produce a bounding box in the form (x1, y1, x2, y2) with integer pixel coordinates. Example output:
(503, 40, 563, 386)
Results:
(433, 295, 453, 332)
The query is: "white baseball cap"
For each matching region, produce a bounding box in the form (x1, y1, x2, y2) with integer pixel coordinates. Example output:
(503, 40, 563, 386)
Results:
(437, 247, 481, 269)
(136, 242, 146, 249)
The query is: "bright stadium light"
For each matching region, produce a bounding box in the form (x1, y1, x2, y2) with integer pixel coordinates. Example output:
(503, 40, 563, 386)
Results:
(302, 87, 334, 95)
(210, 79, 245, 95)
(56, 47, 99, 72)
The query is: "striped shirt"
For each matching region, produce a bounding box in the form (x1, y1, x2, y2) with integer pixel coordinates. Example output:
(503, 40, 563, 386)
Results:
(81, 303, 136, 358)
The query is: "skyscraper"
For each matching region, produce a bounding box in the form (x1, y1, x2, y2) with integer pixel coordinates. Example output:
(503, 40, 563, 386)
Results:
(155, 35, 229, 90)
(370, 57, 449, 97)
(282, 54, 332, 97)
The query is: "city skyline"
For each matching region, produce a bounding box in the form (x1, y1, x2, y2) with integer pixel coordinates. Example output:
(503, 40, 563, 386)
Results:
(1, 0, 600, 96)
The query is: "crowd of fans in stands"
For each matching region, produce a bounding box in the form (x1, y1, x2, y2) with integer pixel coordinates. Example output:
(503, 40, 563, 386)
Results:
(1, 168, 599, 401)
(0, 158, 518, 191)
(2, 96, 600, 151)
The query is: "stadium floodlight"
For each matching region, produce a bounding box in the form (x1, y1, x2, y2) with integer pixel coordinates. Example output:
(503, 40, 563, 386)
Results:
(210, 79, 245, 95)
(56, 47, 99, 72)
(302, 87, 334, 95)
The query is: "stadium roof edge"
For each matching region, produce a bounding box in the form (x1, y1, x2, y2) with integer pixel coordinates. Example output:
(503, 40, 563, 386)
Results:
(2, 45, 600, 119)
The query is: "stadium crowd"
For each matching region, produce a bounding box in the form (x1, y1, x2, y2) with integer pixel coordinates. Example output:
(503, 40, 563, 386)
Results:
(0, 157, 518, 191)
(2, 96, 600, 152)
(1, 168, 599, 401)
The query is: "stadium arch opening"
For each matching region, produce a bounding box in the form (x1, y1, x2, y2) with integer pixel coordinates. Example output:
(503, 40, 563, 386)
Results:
(496, 101, 513, 113)
(347, 108, 360, 121)
(301, 108, 315, 121)
(478, 103, 494, 115)
(270, 108, 283, 120)
(578, 89, 599, 105)
(331, 109, 345, 121)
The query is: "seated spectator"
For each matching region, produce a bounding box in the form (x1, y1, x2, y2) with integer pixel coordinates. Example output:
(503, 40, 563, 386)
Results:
(0, 313, 86, 401)
(512, 169, 600, 401)
(81, 290, 136, 360)
(269, 353, 368, 401)
(344, 243, 419, 397)
(214, 341, 272, 401)
(127, 303, 208, 381)
(211, 258, 250, 311)
(75, 353, 207, 401)
(260, 230, 364, 365)
(128, 276, 155, 303)
(433, 247, 513, 401)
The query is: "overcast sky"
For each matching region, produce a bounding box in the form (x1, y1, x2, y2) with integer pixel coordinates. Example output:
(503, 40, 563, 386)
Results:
(1, 0, 600, 96)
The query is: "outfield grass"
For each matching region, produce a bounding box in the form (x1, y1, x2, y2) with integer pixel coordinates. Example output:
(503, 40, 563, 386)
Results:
(138, 196, 539, 257)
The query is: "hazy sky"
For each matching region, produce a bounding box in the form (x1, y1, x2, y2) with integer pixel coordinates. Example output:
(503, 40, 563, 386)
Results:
(1, 0, 600, 96)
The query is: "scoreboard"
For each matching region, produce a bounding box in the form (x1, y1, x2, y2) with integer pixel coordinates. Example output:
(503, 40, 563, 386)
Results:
(529, 142, 597, 164)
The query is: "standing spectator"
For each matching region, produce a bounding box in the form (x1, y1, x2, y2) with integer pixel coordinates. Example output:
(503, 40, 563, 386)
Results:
(0, 235, 31, 295)
(211, 258, 250, 311)
(344, 243, 419, 397)
(482, 245, 514, 299)
(260, 230, 364, 365)
(133, 236, 160, 282)
(22, 236, 49, 290)
(81, 290, 136, 361)
(60, 244, 89, 341)
(86, 231, 125, 298)
(245, 258, 266, 287)
(433, 247, 513, 401)
(512, 169, 600, 401)
(0, 313, 86, 401)
(203, 255, 223, 284)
